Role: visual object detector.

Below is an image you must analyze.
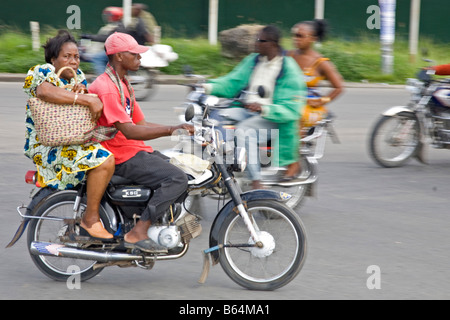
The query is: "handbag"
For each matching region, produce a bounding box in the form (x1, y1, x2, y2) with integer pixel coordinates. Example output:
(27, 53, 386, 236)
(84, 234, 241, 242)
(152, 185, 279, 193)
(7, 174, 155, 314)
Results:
(27, 66, 117, 147)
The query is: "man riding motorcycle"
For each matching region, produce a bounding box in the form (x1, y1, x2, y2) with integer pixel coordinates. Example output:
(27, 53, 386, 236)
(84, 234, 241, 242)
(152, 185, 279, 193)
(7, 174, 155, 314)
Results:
(202, 25, 306, 189)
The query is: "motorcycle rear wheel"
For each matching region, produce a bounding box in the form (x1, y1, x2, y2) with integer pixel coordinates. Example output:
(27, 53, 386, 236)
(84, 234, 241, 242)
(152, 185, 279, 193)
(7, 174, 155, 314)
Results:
(369, 112, 421, 168)
(217, 200, 307, 290)
(27, 191, 104, 282)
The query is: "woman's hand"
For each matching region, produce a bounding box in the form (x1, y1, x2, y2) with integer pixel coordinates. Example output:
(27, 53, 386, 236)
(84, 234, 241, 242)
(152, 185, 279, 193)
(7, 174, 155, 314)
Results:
(307, 97, 330, 107)
(72, 83, 87, 94)
(87, 95, 103, 122)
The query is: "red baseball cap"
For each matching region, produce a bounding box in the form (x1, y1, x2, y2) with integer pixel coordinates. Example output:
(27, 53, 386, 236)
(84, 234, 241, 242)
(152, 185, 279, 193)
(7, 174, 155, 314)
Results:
(104, 32, 149, 55)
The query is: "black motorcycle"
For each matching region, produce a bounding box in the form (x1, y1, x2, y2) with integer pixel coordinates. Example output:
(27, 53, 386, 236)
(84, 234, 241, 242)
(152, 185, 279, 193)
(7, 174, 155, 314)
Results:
(8, 103, 307, 291)
(369, 67, 450, 167)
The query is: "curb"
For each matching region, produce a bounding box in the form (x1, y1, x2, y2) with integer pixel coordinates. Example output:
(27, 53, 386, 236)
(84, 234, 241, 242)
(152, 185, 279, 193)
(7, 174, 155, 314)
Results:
(0, 73, 406, 89)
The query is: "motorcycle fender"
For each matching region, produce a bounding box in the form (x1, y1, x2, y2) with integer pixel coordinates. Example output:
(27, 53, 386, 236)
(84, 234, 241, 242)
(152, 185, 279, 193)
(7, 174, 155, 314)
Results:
(207, 189, 287, 264)
(6, 187, 55, 248)
(382, 106, 414, 117)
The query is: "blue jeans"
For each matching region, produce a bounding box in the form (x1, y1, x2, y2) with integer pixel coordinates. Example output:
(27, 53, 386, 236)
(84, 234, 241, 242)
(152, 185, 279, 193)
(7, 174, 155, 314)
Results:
(215, 108, 278, 181)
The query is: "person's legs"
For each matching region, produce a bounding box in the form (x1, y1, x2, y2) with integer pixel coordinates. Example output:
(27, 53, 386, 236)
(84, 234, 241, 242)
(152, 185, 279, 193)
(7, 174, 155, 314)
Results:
(114, 151, 188, 243)
(81, 155, 115, 239)
(235, 114, 278, 188)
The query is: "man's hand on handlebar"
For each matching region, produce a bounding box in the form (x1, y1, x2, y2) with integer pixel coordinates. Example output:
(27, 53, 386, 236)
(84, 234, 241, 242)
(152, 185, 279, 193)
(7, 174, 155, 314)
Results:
(245, 102, 263, 113)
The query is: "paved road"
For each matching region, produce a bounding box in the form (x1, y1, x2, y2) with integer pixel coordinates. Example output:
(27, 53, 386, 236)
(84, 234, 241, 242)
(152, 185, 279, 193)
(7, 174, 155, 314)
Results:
(1, 82, 450, 301)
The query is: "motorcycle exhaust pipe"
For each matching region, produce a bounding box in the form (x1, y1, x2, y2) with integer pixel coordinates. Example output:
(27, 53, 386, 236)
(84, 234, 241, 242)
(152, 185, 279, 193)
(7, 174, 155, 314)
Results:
(29, 241, 189, 262)
(29, 241, 143, 262)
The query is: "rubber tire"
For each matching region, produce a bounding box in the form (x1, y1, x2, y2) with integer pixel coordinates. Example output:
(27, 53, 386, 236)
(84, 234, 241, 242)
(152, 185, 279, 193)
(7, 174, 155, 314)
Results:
(369, 112, 421, 168)
(216, 200, 307, 290)
(27, 191, 103, 282)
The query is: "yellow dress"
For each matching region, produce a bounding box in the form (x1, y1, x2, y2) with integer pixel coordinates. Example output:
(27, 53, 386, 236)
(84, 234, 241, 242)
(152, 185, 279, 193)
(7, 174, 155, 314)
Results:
(287, 52, 330, 136)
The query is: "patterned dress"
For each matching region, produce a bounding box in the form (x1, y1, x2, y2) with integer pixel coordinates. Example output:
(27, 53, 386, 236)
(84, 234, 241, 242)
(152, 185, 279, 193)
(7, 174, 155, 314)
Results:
(23, 63, 113, 190)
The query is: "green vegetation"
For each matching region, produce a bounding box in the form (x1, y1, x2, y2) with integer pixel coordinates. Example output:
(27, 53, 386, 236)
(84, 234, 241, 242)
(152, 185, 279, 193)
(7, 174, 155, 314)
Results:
(1, 28, 450, 84)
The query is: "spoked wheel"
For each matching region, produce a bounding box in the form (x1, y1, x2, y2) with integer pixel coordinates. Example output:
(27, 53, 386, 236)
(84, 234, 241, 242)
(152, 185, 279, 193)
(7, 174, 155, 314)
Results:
(369, 112, 421, 168)
(27, 191, 103, 282)
(217, 200, 307, 290)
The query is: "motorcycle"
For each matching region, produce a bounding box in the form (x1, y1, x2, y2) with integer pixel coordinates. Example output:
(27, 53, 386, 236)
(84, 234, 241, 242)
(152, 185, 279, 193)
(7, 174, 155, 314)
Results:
(7, 106, 307, 291)
(369, 66, 450, 168)
(171, 80, 339, 210)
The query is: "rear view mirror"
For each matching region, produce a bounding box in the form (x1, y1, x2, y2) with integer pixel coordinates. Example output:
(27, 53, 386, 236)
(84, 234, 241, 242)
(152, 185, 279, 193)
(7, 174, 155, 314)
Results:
(185, 104, 195, 122)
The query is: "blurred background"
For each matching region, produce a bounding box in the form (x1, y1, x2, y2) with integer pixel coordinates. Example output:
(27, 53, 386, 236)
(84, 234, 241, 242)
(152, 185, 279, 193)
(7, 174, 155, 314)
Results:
(1, 0, 449, 83)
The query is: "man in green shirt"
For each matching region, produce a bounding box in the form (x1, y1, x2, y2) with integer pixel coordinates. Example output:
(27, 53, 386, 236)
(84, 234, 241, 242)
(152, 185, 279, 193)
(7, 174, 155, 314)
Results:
(203, 25, 306, 189)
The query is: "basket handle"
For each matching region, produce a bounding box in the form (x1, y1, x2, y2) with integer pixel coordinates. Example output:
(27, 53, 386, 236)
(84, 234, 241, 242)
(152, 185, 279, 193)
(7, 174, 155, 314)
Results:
(56, 66, 78, 89)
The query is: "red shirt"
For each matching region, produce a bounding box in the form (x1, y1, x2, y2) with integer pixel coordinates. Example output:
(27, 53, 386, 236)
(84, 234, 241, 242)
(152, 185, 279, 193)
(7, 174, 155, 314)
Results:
(89, 73, 153, 164)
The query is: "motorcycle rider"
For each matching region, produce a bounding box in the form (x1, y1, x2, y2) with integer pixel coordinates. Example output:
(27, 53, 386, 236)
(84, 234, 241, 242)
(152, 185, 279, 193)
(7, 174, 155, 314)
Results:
(82, 7, 127, 75)
(128, 3, 157, 45)
(23, 30, 116, 240)
(88, 32, 194, 252)
(287, 19, 343, 137)
(202, 25, 306, 189)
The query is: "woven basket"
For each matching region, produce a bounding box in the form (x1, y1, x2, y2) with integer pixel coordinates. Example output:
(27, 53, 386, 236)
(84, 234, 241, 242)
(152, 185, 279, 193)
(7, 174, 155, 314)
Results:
(28, 66, 99, 146)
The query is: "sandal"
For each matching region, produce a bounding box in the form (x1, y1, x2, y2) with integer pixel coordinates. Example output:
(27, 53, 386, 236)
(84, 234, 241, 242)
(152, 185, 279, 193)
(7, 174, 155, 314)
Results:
(124, 238, 168, 253)
(78, 224, 115, 242)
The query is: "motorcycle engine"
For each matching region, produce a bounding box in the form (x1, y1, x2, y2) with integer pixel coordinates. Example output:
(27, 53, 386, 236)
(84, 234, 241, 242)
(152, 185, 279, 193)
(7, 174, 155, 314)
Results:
(147, 225, 181, 249)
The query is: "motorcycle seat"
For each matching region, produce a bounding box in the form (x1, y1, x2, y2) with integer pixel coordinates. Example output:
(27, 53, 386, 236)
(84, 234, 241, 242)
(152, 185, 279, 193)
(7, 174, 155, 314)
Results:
(110, 175, 134, 186)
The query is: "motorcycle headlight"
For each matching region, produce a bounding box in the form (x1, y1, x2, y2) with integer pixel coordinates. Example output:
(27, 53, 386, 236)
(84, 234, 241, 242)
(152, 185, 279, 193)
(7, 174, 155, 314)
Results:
(233, 147, 247, 172)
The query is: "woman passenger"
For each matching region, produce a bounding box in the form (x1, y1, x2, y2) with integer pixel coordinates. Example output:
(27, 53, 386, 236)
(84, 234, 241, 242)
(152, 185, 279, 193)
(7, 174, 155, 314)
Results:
(23, 30, 115, 240)
(287, 19, 344, 137)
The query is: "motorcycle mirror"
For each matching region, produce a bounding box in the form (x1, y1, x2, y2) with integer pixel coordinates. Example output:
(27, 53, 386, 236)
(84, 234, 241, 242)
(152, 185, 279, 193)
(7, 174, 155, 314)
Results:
(257, 85, 266, 98)
(185, 104, 195, 122)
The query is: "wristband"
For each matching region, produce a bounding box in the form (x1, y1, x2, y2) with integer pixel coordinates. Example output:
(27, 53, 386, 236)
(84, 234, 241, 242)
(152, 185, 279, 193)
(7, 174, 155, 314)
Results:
(321, 97, 331, 104)
(73, 92, 79, 105)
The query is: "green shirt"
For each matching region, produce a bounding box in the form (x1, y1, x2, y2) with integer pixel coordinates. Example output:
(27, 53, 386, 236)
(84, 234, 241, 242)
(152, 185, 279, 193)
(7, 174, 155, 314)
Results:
(208, 53, 306, 166)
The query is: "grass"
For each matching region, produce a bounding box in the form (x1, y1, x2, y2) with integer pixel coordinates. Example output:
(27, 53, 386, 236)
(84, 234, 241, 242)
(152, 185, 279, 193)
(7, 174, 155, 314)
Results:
(1, 28, 450, 84)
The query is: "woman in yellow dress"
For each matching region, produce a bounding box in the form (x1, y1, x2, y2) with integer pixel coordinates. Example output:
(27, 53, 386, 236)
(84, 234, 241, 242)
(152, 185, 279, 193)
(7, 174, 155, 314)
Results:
(288, 19, 344, 138)
(23, 30, 115, 240)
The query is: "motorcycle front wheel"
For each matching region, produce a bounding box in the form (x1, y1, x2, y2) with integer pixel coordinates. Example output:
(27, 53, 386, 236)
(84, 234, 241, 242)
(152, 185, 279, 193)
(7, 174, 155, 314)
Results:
(216, 200, 307, 290)
(369, 112, 421, 168)
(27, 191, 104, 282)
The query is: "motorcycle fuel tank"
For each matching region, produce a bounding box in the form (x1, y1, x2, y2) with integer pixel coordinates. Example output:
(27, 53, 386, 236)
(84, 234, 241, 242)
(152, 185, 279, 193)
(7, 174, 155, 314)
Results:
(433, 86, 450, 108)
